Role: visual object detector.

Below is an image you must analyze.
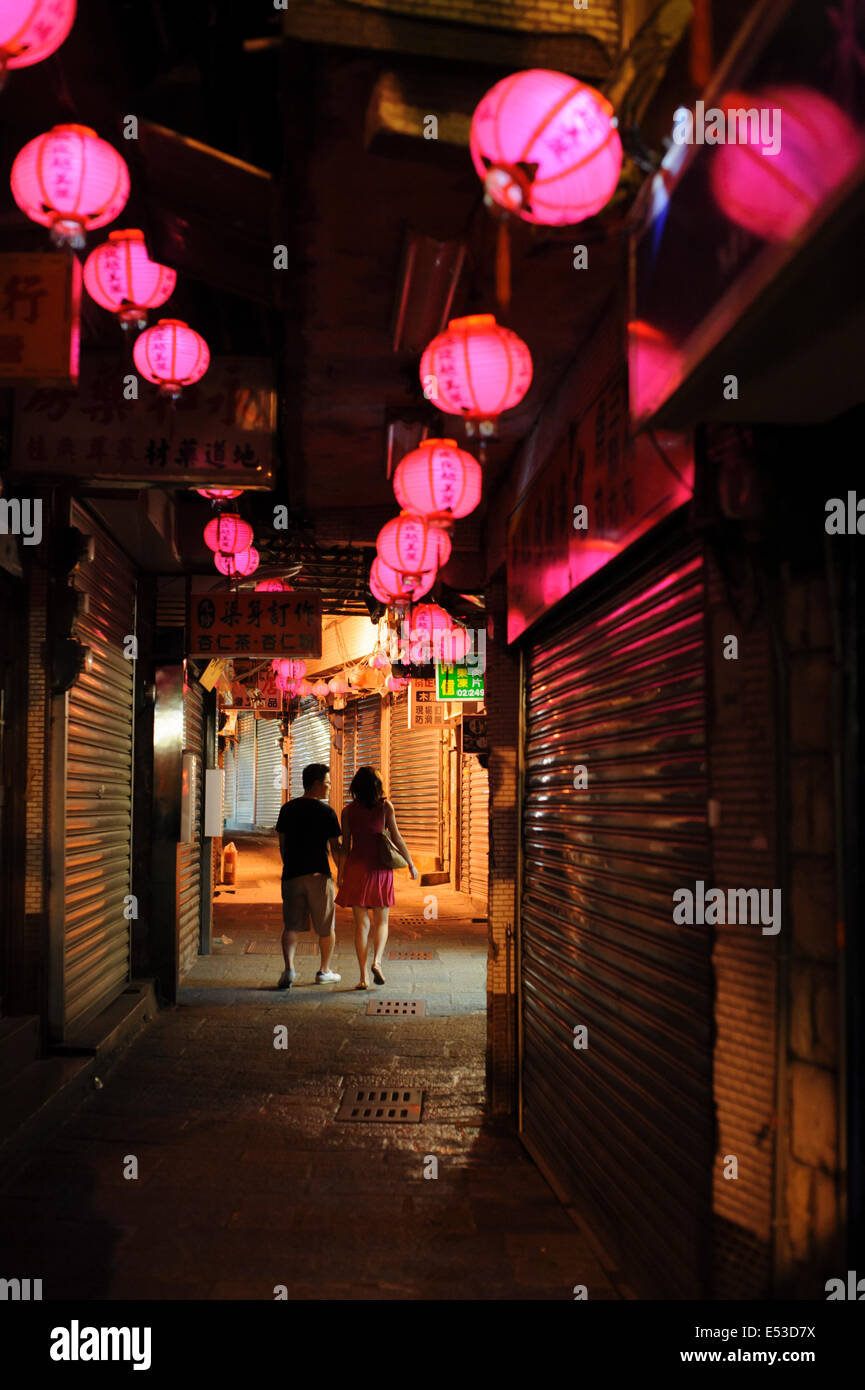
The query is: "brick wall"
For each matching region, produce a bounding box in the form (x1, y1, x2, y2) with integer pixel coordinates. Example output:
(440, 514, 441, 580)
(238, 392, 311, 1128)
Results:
(484, 570, 521, 1113)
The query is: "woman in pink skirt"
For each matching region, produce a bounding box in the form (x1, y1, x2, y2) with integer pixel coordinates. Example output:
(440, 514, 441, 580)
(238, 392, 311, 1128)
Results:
(336, 766, 418, 989)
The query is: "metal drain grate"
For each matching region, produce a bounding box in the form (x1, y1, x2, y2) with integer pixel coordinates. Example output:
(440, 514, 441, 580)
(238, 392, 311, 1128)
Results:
(365, 999, 425, 1016)
(336, 1087, 423, 1123)
(386, 949, 438, 961)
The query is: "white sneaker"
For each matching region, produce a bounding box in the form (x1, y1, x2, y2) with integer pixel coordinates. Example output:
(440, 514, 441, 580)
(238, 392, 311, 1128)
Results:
(315, 969, 341, 983)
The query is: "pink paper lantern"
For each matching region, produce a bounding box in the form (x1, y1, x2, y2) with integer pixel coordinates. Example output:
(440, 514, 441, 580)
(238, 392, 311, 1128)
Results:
(311, 680, 330, 700)
(275, 659, 306, 680)
(376, 513, 451, 581)
(328, 675, 349, 695)
(296, 679, 313, 698)
(0, 1, 76, 80)
(369, 652, 390, 671)
(370, 556, 435, 605)
(411, 603, 470, 664)
(275, 674, 295, 694)
(470, 69, 622, 226)
(203, 514, 253, 555)
(215, 546, 259, 578)
(420, 315, 532, 436)
(255, 578, 292, 591)
(393, 439, 482, 525)
(197, 487, 242, 500)
(385, 675, 408, 693)
(710, 86, 865, 244)
(133, 318, 210, 399)
(10, 123, 129, 249)
(83, 228, 175, 329)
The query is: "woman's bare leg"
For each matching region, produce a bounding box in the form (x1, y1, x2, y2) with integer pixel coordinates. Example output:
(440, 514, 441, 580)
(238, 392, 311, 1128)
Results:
(371, 907, 390, 973)
(353, 907, 371, 985)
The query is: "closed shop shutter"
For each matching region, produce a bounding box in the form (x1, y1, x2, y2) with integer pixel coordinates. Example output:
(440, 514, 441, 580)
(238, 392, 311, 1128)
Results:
(178, 676, 205, 978)
(460, 752, 489, 905)
(520, 539, 712, 1300)
(343, 695, 381, 802)
(389, 693, 440, 860)
(222, 742, 236, 825)
(235, 713, 256, 824)
(289, 698, 331, 798)
(62, 504, 136, 1036)
(255, 718, 284, 827)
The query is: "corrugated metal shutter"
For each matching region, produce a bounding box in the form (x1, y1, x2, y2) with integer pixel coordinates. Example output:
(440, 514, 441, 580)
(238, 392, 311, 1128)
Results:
(64, 504, 136, 1036)
(389, 693, 440, 859)
(460, 753, 489, 905)
(343, 695, 381, 802)
(235, 713, 255, 824)
(255, 717, 284, 827)
(521, 540, 712, 1300)
(289, 698, 331, 798)
(222, 743, 236, 825)
(178, 676, 205, 978)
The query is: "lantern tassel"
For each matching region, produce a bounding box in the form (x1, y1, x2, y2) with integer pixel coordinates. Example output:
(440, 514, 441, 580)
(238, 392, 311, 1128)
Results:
(495, 218, 511, 313)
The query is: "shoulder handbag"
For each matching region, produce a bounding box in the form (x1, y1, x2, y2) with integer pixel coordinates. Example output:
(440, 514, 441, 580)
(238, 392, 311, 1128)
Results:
(379, 828, 407, 871)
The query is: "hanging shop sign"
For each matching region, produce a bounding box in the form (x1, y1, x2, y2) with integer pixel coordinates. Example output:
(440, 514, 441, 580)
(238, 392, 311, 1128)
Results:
(0, 252, 81, 384)
(9, 353, 275, 488)
(409, 677, 445, 729)
(461, 714, 488, 755)
(506, 365, 694, 642)
(436, 660, 485, 701)
(189, 589, 323, 659)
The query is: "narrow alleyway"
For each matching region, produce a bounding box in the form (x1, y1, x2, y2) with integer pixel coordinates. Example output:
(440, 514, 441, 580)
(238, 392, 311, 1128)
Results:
(0, 839, 623, 1300)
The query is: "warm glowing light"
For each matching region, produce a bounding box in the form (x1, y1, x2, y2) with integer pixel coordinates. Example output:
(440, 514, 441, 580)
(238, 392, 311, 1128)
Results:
(255, 578, 292, 591)
(393, 439, 482, 524)
(133, 318, 210, 398)
(10, 123, 129, 248)
(370, 556, 435, 605)
(296, 679, 313, 698)
(215, 546, 259, 578)
(274, 659, 306, 680)
(376, 513, 451, 580)
(311, 680, 329, 700)
(420, 315, 532, 435)
(0, 1, 76, 79)
(328, 675, 349, 695)
(203, 514, 253, 555)
(83, 229, 175, 329)
(197, 487, 242, 500)
(470, 69, 622, 225)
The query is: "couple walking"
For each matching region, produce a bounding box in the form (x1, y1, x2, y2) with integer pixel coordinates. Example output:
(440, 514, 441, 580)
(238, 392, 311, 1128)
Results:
(274, 761, 418, 990)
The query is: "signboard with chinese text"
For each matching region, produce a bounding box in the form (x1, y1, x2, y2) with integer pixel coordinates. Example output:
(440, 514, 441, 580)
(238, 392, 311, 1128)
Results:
(506, 366, 694, 642)
(461, 715, 488, 755)
(189, 589, 323, 659)
(409, 677, 445, 729)
(0, 253, 80, 384)
(10, 353, 275, 488)
(436, 661, 485, 701)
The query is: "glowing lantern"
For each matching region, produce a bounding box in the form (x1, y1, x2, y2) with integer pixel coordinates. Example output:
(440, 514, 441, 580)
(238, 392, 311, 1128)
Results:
(420, 316, 532, 436)
(370, 556, 434, 605)
(386, 675, 408, 693)
(411, 603, 470, 664)
(369, 652, 390, 671)
(83, 229, 175, 330)
(393, 439, 482, 527)
(255, 578, 292, 591)
(296, 679, 313, 698)
(215, 547, 259, 578)
(376, 513, 451, 582)
(197, 488, 242, 501)
(133, 318, 210, 399)
(274, 659, 306, 680)
(10, 123, 129, 249)
(470, 70, 622, 226)
(328, 675, 349, 696)
(275, 674, 295, 694)
(0, 1, 76, 84)
(311, 680, 329, 700)
(709, 86, 865, 244)
(203, 514, 253, 555)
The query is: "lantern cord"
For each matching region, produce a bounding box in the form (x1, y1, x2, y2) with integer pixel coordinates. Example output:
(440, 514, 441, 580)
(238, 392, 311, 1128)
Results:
(495, 219, 511, 313)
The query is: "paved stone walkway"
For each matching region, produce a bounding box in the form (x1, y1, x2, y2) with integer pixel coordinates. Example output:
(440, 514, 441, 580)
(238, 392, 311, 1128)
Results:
(0, 838, 622, 1299)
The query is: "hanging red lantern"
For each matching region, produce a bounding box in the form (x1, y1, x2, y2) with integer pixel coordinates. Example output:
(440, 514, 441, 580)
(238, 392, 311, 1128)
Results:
(311, 679, 330, 701)
(274, 659, 306, 680)
(296, 679, 313, 698)
(376, 513, 451, 582)
(10, 123, 129, 249)
(203, 514, 253, 555)
(470, 70, 622, 226)
(215, 547, 259, 578)
(420, 315, 532, 437)
(83, 229, 176, 330)
(275, 674, 292, 693)
(328, 675, 349, 696)
(385, 675, 408, 693)
(196, 487, 242, 501)
(133, 318, 210, 399)
(0, 1, 76, 84)
(393, 438, 482, 527)
(411, 603, 470, 664)
(370, 556, 434, 605)
(369, 651, 390, 671)
(255, 578, 292, 592)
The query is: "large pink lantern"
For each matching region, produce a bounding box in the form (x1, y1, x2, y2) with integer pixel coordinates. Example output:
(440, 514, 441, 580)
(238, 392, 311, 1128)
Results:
(0, 1, 76, 83)
(420, 315, 532, 436)
(411, 602, 470, 664)
(197, 487, 242, 501)
(10, 123, 129, 249)
(296, 679, 313, 698)
(311, 680, 330, 701)
(710, 86, 865, 244)
(83, 229, 176, 330)
(255, 578, 292, 592)
(393, 439, 482, 527)
(370, 556, 435, 605)
(274, 659, 306, 680)
(376, 513, 451, 581)
(203, 514, 253, 555)
(133, 318, 210, 399)
(215, 547, 259, 578)
(470, 69, 622, 226)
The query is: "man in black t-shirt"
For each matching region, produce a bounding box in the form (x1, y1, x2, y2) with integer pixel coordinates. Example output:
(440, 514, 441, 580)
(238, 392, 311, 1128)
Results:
(274, 762, 342, 989)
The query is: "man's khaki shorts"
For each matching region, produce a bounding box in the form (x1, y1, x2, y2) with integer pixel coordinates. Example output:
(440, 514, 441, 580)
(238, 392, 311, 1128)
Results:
(281, 873, 336, 936)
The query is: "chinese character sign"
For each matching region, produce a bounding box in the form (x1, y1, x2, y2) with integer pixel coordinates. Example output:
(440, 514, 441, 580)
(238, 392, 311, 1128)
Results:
(0, 253, 80, 384)
(409, 678, 445, 729)
(189, 590, 323, 658)
(436, 662, 485, 701)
